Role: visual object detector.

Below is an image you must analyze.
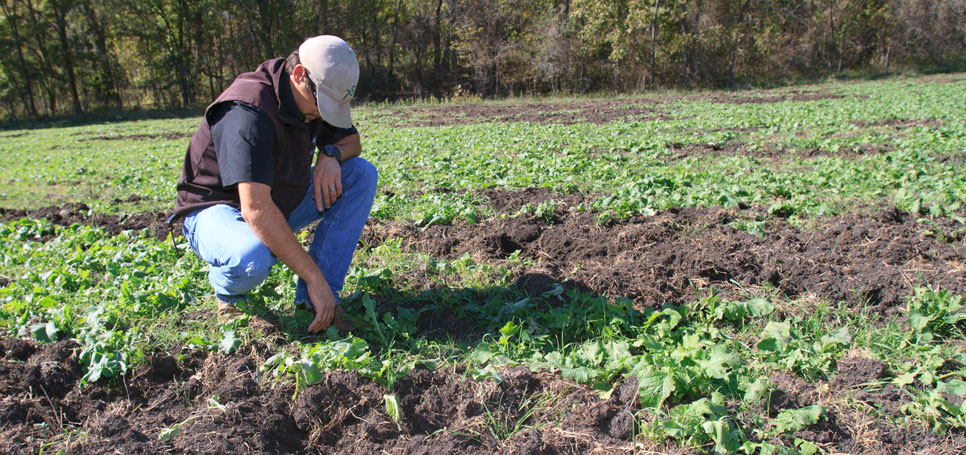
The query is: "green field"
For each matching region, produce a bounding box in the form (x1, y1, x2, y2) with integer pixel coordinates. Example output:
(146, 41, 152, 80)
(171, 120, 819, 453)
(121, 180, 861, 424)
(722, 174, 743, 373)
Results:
(1, 74, 965, 454)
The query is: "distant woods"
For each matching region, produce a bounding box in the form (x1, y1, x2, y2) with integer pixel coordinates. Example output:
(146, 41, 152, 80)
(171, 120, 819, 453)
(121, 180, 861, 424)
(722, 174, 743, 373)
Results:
(0, 0, 964, 120)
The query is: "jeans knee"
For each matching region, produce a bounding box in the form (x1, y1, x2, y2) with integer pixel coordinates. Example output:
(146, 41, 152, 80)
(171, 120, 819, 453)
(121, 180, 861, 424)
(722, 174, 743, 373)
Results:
(346, 158, 378, 193)
(217, 244, 275, 294)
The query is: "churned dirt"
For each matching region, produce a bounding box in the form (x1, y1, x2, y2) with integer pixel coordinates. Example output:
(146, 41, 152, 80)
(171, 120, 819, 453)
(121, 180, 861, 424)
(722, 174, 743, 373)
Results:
(81, 132, 188, 141)
(363, 194, 966, 313)
(3, 334, 964, 454)
(0, 202, 175, 241)
(366, 90, 851, 128)
(369, 99, 671, 127)
(3, 189, 965, 453)
(0, 339, 656, 455)
(5, 193, 964, 312)
(661, 140, 900, 161)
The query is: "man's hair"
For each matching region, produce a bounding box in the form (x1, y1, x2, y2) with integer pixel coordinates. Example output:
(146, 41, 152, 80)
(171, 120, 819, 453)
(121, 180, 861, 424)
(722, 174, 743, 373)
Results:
(284, 50, 300, 73)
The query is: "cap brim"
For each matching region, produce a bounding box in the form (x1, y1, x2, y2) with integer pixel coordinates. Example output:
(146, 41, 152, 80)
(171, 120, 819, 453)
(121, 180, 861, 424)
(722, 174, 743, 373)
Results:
(316, 94, 352, 128)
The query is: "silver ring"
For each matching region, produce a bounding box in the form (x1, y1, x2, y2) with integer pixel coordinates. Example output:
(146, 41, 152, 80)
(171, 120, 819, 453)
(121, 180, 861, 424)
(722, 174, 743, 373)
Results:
(328, 188, 337, 191)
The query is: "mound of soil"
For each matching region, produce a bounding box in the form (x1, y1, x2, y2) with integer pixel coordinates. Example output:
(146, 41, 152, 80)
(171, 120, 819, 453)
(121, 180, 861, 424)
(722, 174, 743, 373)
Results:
(367, 89, 861, 128)
(0, 339, 650, 455)
(661, 140, 899, 161)
(3, 336, 965, 454)
(362, 203, 965, 311)
(700, 91, 848, 105)
(81, 132, 188, 141)
(369, 99, 671, 127)
(0, 202, 175, 241)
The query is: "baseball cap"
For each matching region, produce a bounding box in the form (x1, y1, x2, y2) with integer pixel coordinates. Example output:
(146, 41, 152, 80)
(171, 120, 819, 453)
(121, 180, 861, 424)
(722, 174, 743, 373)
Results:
(299, 35, 359, 128)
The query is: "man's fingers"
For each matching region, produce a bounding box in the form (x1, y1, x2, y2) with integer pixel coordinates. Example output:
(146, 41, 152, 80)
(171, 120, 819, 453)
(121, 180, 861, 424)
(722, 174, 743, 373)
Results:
(325, 178, 342, 209)
(314, 178, 324, 212)
(308, 305, 336, 333)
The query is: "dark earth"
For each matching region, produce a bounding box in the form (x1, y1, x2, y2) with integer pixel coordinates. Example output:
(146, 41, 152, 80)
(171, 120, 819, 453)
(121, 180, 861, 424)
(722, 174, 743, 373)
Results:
(364, 191, 966, 314)
(3, 194, 965, 453)
(3, 333, 964, 453)
(365, 90, 850, 128)
(3, 93, 966, 453)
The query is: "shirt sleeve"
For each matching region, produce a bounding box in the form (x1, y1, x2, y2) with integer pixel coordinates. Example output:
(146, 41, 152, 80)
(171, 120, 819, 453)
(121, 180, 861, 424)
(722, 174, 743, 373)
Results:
(315, 122, 359, 148)
(209, 102, 275, 188)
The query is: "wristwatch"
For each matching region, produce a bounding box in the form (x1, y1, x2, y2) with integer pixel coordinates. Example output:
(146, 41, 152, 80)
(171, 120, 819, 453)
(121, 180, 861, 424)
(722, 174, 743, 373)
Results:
(322, 144, 343, 163)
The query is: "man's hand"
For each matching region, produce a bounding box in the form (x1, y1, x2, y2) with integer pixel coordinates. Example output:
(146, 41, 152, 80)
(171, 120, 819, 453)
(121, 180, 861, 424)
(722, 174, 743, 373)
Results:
(306, 279, 337, 333)
(238, 182, 337, 333)
(313, 155, 342, 211)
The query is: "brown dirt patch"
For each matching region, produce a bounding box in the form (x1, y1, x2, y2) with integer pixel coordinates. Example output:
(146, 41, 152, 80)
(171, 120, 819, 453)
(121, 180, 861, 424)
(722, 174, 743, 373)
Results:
(478, 187, 591, 218)
(663, 141, 897, 161)
(765, 369, 966, 454)
(852, 118, 944, 129)
(3, 338, 964, 454)
(81, 132, 188, 141)
(0, 339, 653, 454)
(362, 204, 966, 311)
(695, 91, 848, 105)
(370, 99, 671, 127)
(0, 202, 175, 241)
(370, 90, 860, 128)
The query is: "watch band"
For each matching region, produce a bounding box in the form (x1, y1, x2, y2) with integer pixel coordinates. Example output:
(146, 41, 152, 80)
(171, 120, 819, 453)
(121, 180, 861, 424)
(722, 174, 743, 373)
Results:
(322, 144, 343, 163)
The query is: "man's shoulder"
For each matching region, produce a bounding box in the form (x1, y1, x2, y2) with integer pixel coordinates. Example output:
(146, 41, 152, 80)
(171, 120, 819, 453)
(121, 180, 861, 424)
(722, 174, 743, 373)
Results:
(209, 102, 273, 132)
(213, 59, 286, 112)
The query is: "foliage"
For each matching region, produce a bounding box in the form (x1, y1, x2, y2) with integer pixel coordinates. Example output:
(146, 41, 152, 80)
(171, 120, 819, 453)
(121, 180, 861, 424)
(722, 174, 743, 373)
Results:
(3, 74, 966, 453)
(2, 0, 966, 119)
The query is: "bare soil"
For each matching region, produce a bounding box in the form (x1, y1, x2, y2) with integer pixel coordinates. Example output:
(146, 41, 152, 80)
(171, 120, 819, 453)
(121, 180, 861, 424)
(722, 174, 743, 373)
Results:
(367, 90, 851, 128)
(363, 198, 966, 313)
(369, 99, 671, 127)
(3, 191, 965, 453)
(3, 332, 965, 454)
(0, 202, 175, 241)
(5, 195, 964, 312)
(81, 132, 188, 141)
(0, 339, 652, 455)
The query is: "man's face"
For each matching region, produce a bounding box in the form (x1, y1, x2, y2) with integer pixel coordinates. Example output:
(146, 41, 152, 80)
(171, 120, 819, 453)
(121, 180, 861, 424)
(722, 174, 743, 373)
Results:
(294, 64, 323, 122)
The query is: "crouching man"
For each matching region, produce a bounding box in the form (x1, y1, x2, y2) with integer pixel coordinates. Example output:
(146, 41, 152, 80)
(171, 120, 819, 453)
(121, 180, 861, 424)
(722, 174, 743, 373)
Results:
(170, 35, 377, 332)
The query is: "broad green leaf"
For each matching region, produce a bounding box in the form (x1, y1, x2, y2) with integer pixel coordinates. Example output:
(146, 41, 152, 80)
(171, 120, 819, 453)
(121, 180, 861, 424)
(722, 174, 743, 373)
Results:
(894, 371, 917, 387)
(636, 367, 676, 408)
(699, 345, 740, 380)
(560, 365, 596, 383)
(819, 326, 852, 349)
(158, 423, 181, 441)
(742, 377, 771, 403)
(218, 330, 241, 354)
(774, 405, 825, 434)
(297, 360, 324, 386)
(703, 419, 740, 455)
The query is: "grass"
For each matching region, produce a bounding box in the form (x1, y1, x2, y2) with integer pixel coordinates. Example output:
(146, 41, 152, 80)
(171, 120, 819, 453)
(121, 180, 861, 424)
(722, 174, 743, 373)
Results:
(2, 72, 966, 453)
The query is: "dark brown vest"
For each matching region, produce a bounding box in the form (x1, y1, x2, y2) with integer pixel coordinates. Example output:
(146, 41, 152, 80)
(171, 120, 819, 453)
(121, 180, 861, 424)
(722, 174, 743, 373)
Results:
(172, 58, 317, 220)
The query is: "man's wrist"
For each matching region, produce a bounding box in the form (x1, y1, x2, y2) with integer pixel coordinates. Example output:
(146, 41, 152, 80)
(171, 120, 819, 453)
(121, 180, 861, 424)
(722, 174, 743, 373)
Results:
(321, 144, 343, 163)
(302, 266, 327, 288)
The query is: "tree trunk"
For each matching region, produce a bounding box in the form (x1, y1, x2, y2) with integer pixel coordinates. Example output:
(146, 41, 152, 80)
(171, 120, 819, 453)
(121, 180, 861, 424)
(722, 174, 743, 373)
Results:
(650, 0, 660, 87)
(24, 0, 57, 114)
(388, 0, 401, 79)
(727, 0, 752, 87)
(433, 0, 443, 77)
(0, 0, 38, 116)
(52, 0, 82, 113)
(81, 0, 122, 108)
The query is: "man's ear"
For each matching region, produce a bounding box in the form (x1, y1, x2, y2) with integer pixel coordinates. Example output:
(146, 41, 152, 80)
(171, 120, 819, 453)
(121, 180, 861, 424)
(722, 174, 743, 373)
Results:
(292, 64, 307, 82)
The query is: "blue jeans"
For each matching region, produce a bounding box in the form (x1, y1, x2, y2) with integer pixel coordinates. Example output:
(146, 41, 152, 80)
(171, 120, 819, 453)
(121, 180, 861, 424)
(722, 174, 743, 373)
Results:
(181, 157, 378, 307)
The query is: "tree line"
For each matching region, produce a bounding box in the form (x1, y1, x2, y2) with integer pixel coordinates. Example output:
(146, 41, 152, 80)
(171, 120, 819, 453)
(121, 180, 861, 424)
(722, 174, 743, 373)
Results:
(1, 0, 963, 120)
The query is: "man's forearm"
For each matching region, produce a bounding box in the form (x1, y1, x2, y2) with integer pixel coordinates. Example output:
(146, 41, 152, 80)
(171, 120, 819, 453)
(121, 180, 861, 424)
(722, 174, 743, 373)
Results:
(239, 184, 323, 287)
